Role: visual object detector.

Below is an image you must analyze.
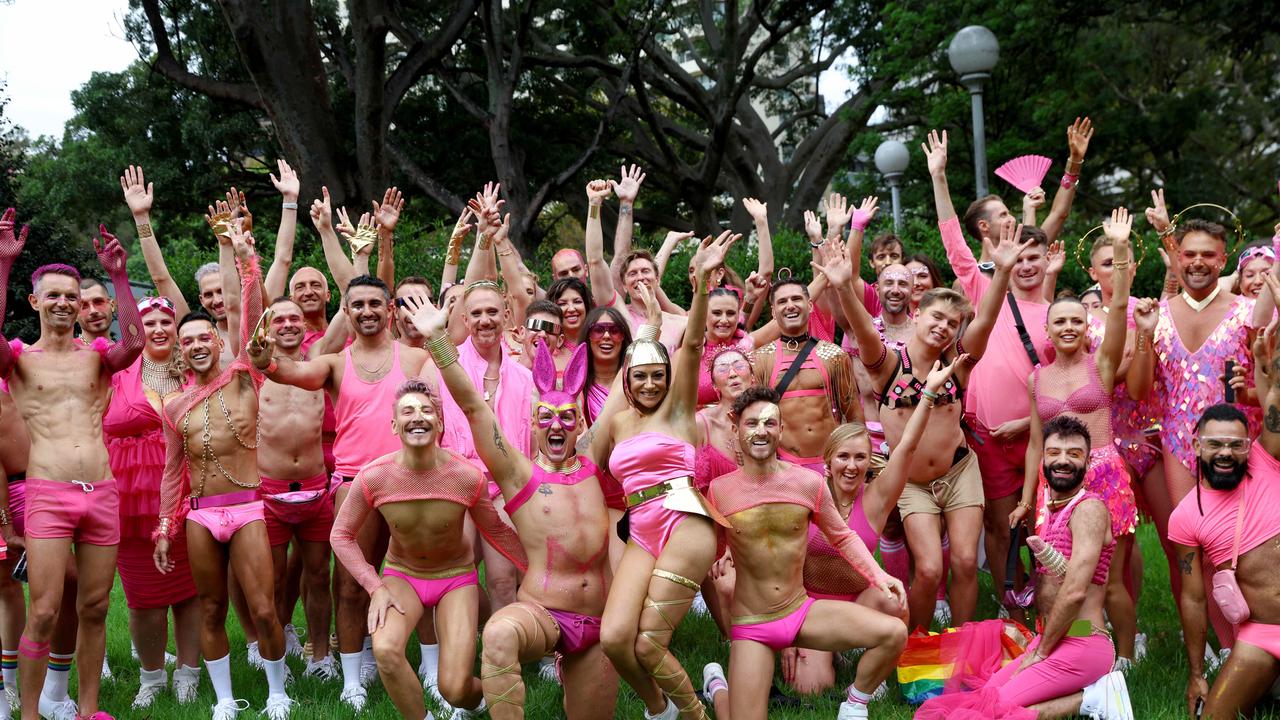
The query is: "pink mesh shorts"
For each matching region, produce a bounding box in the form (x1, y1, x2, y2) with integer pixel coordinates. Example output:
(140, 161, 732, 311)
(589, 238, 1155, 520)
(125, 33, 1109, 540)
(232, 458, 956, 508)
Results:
(24, 478, 120, 545)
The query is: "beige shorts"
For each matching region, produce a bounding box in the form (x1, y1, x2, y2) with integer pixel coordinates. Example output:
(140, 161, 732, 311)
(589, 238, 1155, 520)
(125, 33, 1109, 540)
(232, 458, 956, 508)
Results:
(897, 448, 985, 517)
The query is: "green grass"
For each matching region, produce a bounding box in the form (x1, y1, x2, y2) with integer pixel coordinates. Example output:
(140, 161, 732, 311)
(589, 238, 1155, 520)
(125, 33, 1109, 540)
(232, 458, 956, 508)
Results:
(76, 525, 1279, 717)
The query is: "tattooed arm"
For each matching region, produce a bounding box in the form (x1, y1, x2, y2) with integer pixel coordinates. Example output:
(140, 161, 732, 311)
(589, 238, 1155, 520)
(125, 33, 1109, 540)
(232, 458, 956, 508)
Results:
(1251, 316, 1280, 460)
(1173, 542, 1210, 714)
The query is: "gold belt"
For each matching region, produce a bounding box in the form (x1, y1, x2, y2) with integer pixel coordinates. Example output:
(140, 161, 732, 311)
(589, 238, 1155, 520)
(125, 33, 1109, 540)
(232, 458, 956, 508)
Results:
(626, 476, 697, 508)
(385, 562, 475, 580)
(624, 476, 731, 528)
(732, 593, 808, 627)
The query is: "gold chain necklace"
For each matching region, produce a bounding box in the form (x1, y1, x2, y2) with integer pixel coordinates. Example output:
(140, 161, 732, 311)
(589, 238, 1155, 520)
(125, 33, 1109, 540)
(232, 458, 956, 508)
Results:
(354, 346, 392, 376)
(182, 388, 261, 497)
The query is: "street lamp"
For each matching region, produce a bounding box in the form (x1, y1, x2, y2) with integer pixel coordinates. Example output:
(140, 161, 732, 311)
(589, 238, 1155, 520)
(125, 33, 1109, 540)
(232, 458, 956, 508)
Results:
(948, 25, 999, 199)
(874, 140, 910, 233)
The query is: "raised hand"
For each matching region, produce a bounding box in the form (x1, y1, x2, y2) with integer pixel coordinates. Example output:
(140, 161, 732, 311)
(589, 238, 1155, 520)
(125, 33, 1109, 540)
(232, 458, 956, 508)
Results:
(1144, 188, 1171, 234)
(227, 223, 256, 261)
(94, 225, 128, 275)
(0, 208, 31, 263)
(803, 210, 823, 244)
(692, 230, 740, 277)
(1023, 187, 1046, 213)
(742, 197, 768, 224)
(1104, 206, 1134, 264)
(269, 159, 300, 201)
(611, 164, 645, 205)
(824, 193, 851, 233)
(922, 129, 948, 176)
(991, 221, 1029, 272)
(309, 186, 334, 233)
(850, 196, 879, 231)
(471, 182, 504, 235)
(1132, 297, 1158, 335)
(1067, 117, 1094, 162)
(372, 187, 405, 233)
(206, 199, 233, 243)
(1045, 239, 1065, 276)
(633, 280, 661, 326)
(119, 165, 154, 218)
(247, 308, 276, 369)
(399, 290, 449, 338)
(585, 179, 612, 206)
(924, 354, 967, 393)
(662, 230, 696, 250)
(810, 238, 854, 287)
(226, 187, 252, 233)
(743, 270, 770, 306)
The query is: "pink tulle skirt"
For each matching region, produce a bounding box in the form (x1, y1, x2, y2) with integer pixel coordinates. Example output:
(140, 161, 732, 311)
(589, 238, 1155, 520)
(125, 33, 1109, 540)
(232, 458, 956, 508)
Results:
(107, 429, 166, 540)
(117, 537, 197, 610)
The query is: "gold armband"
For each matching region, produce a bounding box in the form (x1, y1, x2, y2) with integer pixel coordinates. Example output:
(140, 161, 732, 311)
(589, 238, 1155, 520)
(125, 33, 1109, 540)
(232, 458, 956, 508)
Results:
(636, 324, 660, 342)
(427, 334, 459, 369)
(0, 507, 10, 527)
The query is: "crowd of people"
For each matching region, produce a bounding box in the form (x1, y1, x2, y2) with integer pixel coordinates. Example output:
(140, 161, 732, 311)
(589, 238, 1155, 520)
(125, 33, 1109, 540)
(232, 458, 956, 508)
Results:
(0, 114, 1278, 720)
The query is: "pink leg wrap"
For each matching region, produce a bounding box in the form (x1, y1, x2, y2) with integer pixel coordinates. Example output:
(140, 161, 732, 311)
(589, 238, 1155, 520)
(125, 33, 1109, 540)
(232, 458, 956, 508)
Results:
(18, 636, 49, 660)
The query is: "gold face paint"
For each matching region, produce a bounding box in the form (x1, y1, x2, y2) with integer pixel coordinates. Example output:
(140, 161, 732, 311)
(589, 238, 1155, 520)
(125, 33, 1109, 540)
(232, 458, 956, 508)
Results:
(747, 403, 780, 445)
(756, 403, 780, 423)
(396, 396, 437, 423)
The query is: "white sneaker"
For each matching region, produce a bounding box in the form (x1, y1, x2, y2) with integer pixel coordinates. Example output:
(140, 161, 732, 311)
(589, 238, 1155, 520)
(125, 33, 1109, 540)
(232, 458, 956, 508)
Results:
(246, 642, 264, 670)
(4, 687, 17, 712)
(263, 694, 295, 720)
(166, 651, 177, 666)
(702, 662, 727, 701)
(1082, 671, 1134, 720)
(643, 699, 678, 720)
(304, 656, 339, 682)
(284, 664, 295, 687)
(283, 625, 305, 660)
(340, 685, 368, 712)
(933, 599, 952, 627)
(100, 656, 113, 681)
(537, 656, 559, 684)
(689, 592, 709, 616)
(37, 695, 78, 720)
(132, 679, 167, 709)
(871, 680, 888, 702)
(836, 701, 869, 719)
(0, 695, 9, 720)
(211, 698, 249, 720)
(451, 698, 487, 718)
(1133, 633, 1148, 663)
(359, 657, 378, 687)
(173, 666, 201, 704)
(1112, 656, 1133, 674)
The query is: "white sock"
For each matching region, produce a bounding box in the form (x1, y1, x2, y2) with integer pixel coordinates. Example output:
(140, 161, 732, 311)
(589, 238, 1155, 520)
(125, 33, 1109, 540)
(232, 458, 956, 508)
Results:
(419, 643, 439, 679)
(140, 666, 167, 686)
(247, 640, 260, 655)
(340, 652, 363, 689)
(361, 636, 374, 663)
(263, 656, 287, 697)
(2, 651, 17, 693)
(846, 684, 872, 705)
(206, 654, 234, 703)
(42, 652, 73, 701)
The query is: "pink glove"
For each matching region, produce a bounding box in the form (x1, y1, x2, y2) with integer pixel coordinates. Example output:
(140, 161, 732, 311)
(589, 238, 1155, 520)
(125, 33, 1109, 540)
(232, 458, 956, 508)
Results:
(850, 209, 873, 232)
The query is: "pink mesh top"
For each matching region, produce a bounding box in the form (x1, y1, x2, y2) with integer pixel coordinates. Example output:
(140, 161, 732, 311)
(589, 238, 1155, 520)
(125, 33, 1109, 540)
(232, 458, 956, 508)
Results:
(1168, 444, 1280, 567)
(331, 450, 529, 595)
(802, 481, 880, 598)
(1038, 491, 1113, 585)
(608, 431, 696, 495)
(1153, 296, 1257, 472)
(1032, 354, 1113, 448)
(707, 463, 885, 587)
(332, 343, 409, 478)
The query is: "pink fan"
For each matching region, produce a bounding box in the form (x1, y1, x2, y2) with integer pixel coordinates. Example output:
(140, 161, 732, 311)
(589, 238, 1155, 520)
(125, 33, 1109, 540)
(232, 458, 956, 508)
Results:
(994, 154, 1052, 194)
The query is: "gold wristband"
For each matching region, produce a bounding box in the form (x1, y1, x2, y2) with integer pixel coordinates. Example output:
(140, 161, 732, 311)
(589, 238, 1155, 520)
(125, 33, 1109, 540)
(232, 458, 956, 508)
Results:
(478, 233, 493, 252)
(0, 507, 10, 527)
(426, 334, 459, 368)
(136, 223, 154, 239)
(636, 324, 660, 342)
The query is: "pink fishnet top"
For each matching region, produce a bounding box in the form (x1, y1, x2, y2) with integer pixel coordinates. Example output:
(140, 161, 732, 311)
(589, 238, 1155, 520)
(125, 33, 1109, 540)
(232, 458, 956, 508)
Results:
(1038, 491, 1113, 585)
(1032, 353, 1113, 449)
(331, 450, 529, 595)
(707, 463, 886, 588)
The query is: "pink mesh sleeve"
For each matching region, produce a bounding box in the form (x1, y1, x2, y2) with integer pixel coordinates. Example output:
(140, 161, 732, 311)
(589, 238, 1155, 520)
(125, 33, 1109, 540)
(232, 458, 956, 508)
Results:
(469, 490, 529, 573)
(235, 255, 265, 388)
(813, 478, 885, 586)
(330, 476, 385, 595)
(156, 405, 190, 535)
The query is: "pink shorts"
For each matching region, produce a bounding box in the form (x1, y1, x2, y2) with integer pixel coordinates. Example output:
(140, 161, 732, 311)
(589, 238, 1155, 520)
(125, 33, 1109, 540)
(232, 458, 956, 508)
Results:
(1236, 621, 1280, 660)
(547, 608, 602, 654)
(384, 566, 478, 609)
(730, 596, 817, 651)
(187, 497, 265, 544)
(24, 477, 120, 545)
(968, 418, 1029, 500)
(7, 476, 24, 536)
(260, 473, 334, 546)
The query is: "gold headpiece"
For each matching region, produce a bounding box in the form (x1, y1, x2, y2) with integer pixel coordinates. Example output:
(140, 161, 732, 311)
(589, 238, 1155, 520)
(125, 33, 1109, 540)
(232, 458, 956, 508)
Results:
(625, 338, 669, 368)
(1074, 225, 1146, 273)
(1167, 203, 1246, 256)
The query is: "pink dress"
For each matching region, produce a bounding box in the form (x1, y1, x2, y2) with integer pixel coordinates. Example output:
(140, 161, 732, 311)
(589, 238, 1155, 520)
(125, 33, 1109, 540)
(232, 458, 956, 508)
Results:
(1153, 296, 1257, 474)
(1031, 354, 1137, 537)
(104, 358, 197, 609)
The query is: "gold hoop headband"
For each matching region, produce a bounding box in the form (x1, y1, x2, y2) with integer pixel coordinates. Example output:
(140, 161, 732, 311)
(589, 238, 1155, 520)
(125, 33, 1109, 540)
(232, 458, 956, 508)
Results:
(1166, 203, 1246, 256)
(1074, 225, 1147, 273)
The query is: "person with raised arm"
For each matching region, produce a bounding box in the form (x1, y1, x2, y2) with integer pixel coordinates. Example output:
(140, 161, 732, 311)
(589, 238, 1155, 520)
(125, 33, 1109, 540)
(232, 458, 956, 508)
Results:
(1011, 208, 1144, 669)
(0, 210, 144, 720)
(76, 278, 114, 345)
(402, 284, 621, 718)
(328, 379, 528, 720)
(152, 225, 294, 720)
(926, 122, 1093, 618)
(594, 231, 738, 720)
(102, 294, 202, 709)
(704, 385, 910, 720)
(585, 179, 689, 352)
(917, 417, 1133, 720)
(821, 212, 1017, 630)
(1171, 319, 1280, 717)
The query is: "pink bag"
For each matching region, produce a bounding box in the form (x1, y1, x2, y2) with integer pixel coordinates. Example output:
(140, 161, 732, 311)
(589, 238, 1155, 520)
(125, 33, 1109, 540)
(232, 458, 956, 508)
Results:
(1211, 490, 1250, 625)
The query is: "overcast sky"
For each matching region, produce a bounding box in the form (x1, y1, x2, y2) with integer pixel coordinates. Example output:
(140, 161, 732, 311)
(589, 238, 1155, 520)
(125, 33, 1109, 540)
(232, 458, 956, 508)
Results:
(0, 0, 137, 139)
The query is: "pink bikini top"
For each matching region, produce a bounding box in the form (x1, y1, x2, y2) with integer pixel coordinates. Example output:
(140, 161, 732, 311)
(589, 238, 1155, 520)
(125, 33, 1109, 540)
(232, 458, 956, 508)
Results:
(504, 457, 609, 516)
(1039, 490, 1113, 585)
(332, 344, 409, 477)
(608, 431, 696, 495)
(103, 357, 164, 439)
(1033, 354, 1113, 447)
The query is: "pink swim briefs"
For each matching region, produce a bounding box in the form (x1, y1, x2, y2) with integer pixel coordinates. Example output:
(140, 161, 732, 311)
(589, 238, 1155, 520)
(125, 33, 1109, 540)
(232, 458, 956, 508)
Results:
(383, 566, 478, 609)
(187, 497, 265, 544)
(24, 477, 120, 545)
(547, 607, 602, 654)
(730, 596, 817, 651)
(1236, 620, 1280, 660)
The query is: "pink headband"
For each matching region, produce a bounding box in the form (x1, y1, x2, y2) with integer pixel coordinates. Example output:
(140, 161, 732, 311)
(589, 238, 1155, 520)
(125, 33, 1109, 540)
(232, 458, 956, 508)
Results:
(1237, 246, 1275, 273)
(137, 296, 176, 317)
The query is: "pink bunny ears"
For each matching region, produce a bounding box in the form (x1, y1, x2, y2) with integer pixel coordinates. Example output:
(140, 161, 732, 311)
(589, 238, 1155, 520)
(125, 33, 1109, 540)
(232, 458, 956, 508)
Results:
(533, 339, 587, 401)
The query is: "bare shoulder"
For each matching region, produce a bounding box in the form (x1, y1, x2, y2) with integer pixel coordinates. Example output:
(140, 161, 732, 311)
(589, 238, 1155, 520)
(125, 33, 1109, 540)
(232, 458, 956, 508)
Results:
(1072, 498, 1111, 537)
(400, 346, 432, 374)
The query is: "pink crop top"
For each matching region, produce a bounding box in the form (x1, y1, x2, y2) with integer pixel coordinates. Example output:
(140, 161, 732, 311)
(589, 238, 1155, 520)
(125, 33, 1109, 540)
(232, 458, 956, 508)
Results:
(608, 431, 696, 495)
(1038, 491, 1113, 585)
